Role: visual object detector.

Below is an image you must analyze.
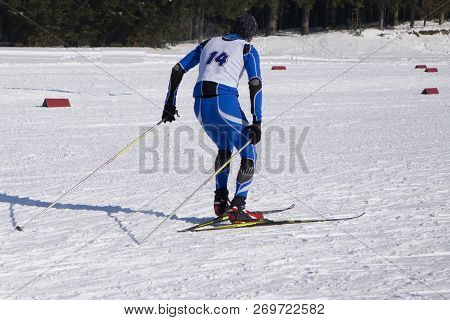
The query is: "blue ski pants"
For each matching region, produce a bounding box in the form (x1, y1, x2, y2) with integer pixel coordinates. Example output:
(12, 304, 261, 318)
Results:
(194, 95, 256, 198)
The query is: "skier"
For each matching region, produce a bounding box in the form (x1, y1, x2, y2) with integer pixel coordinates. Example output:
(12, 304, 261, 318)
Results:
(162, 13, 263, 223)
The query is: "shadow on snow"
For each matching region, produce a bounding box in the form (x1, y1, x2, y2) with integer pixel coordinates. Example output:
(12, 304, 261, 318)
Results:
(1, 193, 208, 244)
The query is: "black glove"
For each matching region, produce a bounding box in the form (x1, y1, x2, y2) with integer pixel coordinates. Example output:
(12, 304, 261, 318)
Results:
(162, 104, 178, 123)
(246, 121, 262, 145)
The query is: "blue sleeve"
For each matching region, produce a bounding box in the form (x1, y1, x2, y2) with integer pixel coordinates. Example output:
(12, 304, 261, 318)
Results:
(244, 46, 262, 122)
(178, 39, 209, 71)
(244, 46, 262, 81)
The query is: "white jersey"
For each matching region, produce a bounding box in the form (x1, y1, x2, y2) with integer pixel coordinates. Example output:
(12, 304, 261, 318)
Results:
(196, 36, 248, 88)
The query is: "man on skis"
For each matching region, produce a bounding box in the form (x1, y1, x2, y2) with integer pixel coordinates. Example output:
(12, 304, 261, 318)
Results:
(162, 13, 263, 223)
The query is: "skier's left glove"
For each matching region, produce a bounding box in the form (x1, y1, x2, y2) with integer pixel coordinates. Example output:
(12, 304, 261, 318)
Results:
(246, 121, 262, 145)
(162, 104, 179, 123)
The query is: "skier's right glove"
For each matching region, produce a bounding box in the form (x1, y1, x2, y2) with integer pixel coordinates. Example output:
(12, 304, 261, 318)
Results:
(162, 104, 178, 123)
(246, 121, 262, 145)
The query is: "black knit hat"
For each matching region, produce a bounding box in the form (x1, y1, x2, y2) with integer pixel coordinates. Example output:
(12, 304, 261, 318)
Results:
(230, 13, 258, 40)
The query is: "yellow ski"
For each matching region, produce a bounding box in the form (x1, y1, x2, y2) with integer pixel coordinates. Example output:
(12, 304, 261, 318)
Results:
(187, 212, 366, 232)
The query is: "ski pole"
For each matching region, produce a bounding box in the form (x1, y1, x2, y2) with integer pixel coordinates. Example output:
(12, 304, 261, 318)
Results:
(16, 119, 164, 232)
(139, 139, 252, 245)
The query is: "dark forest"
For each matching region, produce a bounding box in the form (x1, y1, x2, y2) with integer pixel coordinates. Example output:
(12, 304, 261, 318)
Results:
(0, 0, 448, 47)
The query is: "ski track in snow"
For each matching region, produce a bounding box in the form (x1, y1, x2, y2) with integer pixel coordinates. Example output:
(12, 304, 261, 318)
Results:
(0, 25, 449, 299)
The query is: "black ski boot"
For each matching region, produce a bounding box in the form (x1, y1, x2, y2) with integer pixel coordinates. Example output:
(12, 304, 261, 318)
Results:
(214, 188, 230, 217)
(227, 196, 264, 223)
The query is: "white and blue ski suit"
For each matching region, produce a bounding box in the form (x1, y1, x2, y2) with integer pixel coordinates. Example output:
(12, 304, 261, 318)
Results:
(165, 33, 262, 198)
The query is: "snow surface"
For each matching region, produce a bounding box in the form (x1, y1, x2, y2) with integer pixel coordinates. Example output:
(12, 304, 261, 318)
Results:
(1, 23, 449, 299)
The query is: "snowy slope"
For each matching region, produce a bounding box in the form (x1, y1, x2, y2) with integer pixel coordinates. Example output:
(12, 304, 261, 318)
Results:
(0, 24, 449, 299)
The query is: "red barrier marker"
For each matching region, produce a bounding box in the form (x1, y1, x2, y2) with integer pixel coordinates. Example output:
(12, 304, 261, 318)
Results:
(272, 66, 287, 70)
(425, 68, 438, 73)
(421, 88, 439, 95)
(42, 98, 71, 108)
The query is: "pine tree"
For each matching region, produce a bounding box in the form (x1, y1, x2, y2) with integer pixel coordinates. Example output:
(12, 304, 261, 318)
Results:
(329, 0, 346, 29)
(388, 0, 402, 26)
(294, 0, 317, 35)
(435, 0, 449, 24)
(410, 0, 417, 27)
(373, 0, 387, 30)
(266, 0, 281, 36)
(421, 0, 449, 26)
(347, 0, 365, 30)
